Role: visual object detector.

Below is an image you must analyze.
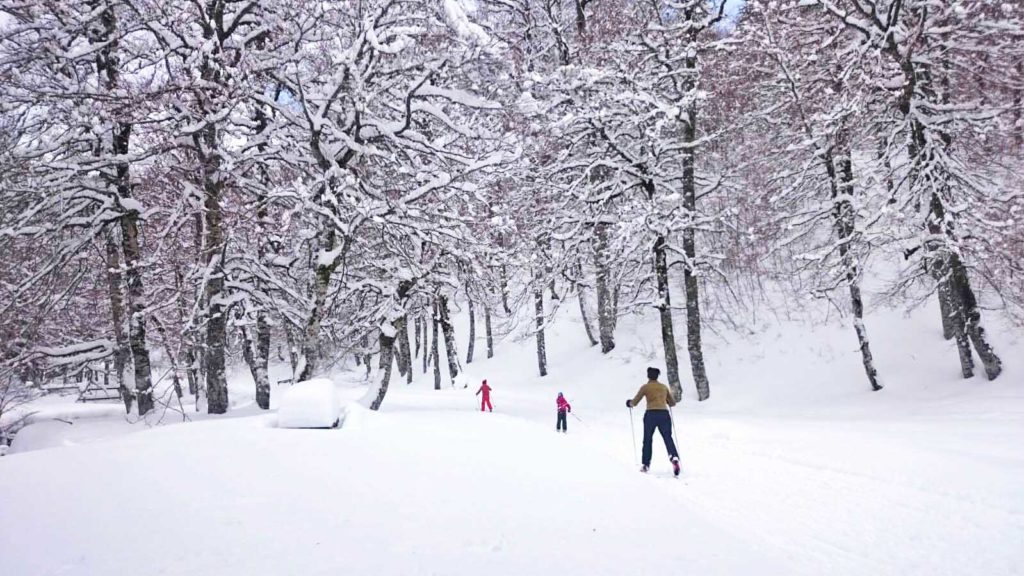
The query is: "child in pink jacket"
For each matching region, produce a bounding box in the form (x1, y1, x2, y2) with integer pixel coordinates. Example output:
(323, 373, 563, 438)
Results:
(476, 380, 493, 412)
(556, 392, 571, 433)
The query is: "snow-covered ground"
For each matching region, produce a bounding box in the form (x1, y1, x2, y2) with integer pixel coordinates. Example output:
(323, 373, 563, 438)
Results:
(1, 298, 1022, 575)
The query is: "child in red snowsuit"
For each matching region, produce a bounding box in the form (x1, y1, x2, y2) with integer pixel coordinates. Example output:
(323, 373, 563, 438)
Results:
(476, 380, 492, 412)
(556, 392, 571, 433)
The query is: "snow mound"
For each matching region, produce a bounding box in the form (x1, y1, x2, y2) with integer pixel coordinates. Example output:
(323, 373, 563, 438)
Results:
(277, 379, 341, 429)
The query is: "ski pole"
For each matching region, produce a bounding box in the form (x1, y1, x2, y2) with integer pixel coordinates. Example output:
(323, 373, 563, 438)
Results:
(669, 406, 681, 459)
(571, 412, 583, 422)
(628, 406, 638, 464)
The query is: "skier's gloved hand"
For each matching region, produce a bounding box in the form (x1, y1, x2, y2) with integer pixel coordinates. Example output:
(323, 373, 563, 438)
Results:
(625, 399, 633, 408)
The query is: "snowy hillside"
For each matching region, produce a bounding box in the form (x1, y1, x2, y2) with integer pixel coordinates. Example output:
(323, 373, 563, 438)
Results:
(2, 298, 1022, 576)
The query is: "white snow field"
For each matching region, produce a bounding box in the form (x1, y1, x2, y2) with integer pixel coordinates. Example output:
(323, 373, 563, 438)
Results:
(1, 299, 1022, 576)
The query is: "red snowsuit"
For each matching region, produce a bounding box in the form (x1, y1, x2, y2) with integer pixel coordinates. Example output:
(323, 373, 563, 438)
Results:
(476, 381, 492, 412)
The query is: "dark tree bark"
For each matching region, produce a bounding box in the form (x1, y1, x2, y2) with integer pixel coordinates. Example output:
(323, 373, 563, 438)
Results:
(151, 317, 184, 399)
(422, 314, 430, 374)
(104, 228, 132, 413)
(242, 316, 271, 409)
(534, 272, 548, 377)
(575, 263, 598, 347)
(200, 122, 228, 414)
(887, 36, 1000, 381)
(414, 316, 422, 360)
(500, 265, 511, 315)
(368, 280, 413, 409)
(194, 5, 229, 414)
(122, 194, 154, 415)
(395, 316, 408, 377)
(653, 234, 682, 400)
(594, 221, 616, 353)
(679, 88, 710, 401)
(175, 267, 199, 397)
(485, 306, 494, 359)
(298, 256, 333, 383)
(937, 282, 957, 340)
(245, 94, 274, 410)
(368, 332, 396, 411)
(828, 144, 882, 391)
(466, 297, 476, 364)
(437, 295, 462, 386)
(951, 256, 1002, 380)
(93, 1, 154, 414)
(432, 301, 441, 390)
(397, 315, 412, 384)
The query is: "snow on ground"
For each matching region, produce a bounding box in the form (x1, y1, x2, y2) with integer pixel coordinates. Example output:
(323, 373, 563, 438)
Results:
(1, 297, 1022, 575)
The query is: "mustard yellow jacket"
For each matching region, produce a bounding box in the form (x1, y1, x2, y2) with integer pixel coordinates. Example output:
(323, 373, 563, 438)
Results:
(630, 380, 677, 411)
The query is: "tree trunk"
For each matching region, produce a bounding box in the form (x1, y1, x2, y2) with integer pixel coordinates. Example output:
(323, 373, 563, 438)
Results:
(248, 100, 273, 410)
(594, 222, 616, 353)
(653, 235, 682, 400)
(298, 257, 333, 382)
(680, 94, 710, 401)
(175, 267, 200, 398)
(243, 316, 271, 409)
(534, 272, 548, 377)
(200, 120, 228, 414)
(414, 316, 422, 361)
(151, 317, 184, 399)
(368, 332, 396, 411)
(951, 256, 1002, 380)
(466, 297, 476, 364)
(576, 264, 598, 347)
(422, 314, 430, 374)
(937, 281, 956, 340)
(500, 265, 511, 315)
(397, 314, 412, 384)
(485, 306, 494, 359)
(432, 301, 441, 390)
(829, 144, 882, 392)
(437, 295, 462, 386)
(104, 228, 132, 413)
(395, 315, 409, 378)
(92, 0, 153, 415)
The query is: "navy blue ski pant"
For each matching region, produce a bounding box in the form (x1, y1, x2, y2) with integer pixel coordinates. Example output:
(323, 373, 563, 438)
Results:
(556, 411, 568, 432)
(642, 410, 678, 466)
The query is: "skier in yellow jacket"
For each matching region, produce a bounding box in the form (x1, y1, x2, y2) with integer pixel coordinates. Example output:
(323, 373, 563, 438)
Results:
(626, 367, 680, 475)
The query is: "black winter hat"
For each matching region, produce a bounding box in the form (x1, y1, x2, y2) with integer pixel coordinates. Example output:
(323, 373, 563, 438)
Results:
(647, 367, 660, 380)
